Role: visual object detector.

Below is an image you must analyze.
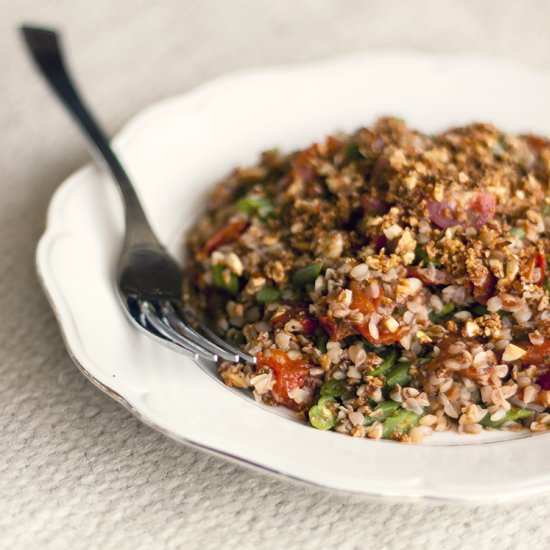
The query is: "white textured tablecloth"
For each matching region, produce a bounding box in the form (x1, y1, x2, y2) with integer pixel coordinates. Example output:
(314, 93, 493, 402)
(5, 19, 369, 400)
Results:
(3, 1, 550, 548)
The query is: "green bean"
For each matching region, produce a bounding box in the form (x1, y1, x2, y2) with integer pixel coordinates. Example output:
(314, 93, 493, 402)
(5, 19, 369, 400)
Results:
(212, 265, 239, 295)
(308, 397, 337, 430)
(292, 262, 324, 286)
(320, 379, 344, 398)
(429, 302, 455, 322)
(236, 196, 275, 219)
(255, 286, 281, 303)
(471, 304, 489, 317)
(345, 143, 363, 161)
(543, 205, 550, 216)
(414, 244, 441, 267)
(480, 407, 533, 428)
(385, 362, 411, 388)
(364, 401, 400, 426)
(509, 227, 525, 239)
(382, 409, 421, 439)
(414, 245, 431, 266)
(315, 332, 328, 354)
(369, 349, 397, 377)
(317, 396, 336, 407)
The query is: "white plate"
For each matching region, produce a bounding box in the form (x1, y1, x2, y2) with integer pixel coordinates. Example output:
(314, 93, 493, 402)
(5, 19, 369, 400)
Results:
(37, 51, 550, 501)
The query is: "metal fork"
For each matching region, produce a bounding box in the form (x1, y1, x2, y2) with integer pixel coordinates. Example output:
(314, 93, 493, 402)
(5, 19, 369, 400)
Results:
(21, 25, 255, 365)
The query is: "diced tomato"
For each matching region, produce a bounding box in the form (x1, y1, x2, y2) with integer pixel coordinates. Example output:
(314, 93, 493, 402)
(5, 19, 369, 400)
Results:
(298, 318, 317, 335)
(426, 337, 492, 382)
(407, 266, 453, 286)
(472, 270, 496, 304)
(318, 282, 386, 342)
(291, 146, 316, 183)
(522, 252, 547, 286)
(199, 219, 247, 257)
(349, 280, 382, 314)
(426, 200, 459, 229)
(536, 252, 546, 286)
(323, 135, 343, 156)
(357, 323, 409, 345)
(523, 134, 550, 155)
(468, 192, 496, 230)
(457, 365, 493, 383)
(318, 316, 359, 341)
(256, 350, 309, 408)
(516, 340, 550, 368)
(271, 308, 318, 336)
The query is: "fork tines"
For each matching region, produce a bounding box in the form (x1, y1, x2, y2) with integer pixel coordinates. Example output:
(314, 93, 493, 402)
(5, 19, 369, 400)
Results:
(139, 300, 255, 364)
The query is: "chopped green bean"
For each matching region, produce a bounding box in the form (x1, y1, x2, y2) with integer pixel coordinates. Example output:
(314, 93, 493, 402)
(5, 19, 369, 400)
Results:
(509, 227, 525, 239)
(364, 401, 400, 426)
(382, 409, 422, 439)
(543, 205, 550, 216)
(385, 362, 411, 388)
(212, 265, 239, 295)
(309, 397, 337, 430)
(481, 407, 533, 428)
(292, 262, 324, 286)
(345, 142, 363, 160)
(471, 304, 489, 317)
(414, 245, 431, 266)
(315, 332, 328, 354)
(369, 349, 397, 377)
(255, 286, 281, 303)
(236, 196, 275, 219)
(317, 396, 336, 407)
(320, 379, 345, 398)
(429, 302, 455, 322)
(414, 244, 441, 267)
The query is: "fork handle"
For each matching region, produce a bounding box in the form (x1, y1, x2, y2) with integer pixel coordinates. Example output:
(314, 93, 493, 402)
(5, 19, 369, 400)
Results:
(20, 25, 161, 248)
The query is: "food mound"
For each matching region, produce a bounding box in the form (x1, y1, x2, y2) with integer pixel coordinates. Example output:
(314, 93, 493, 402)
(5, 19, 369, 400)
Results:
(186, 118, 550, 443)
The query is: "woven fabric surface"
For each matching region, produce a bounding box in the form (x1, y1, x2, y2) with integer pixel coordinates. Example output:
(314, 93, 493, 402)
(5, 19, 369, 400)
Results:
(2, 1, 550, 548)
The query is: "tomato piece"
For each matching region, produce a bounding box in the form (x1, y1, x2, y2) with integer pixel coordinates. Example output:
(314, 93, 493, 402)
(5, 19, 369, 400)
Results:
(318, 316, 359, 341)
(425, 337, 492, 382)
(299, 318, 318, 335)
(468, 192, 496, 230)
(407, 266, 453, 286)
(318, 282, 386, 342)
(457, 365, 493, 383)
(523, 134, 550, 155)
(324, 135, 343, 156)
(536, 252, 547, 286)
(472, 270, 496, 304)
(256, 350, 309, 408)
(516, 340, 550, 368)
(200, 219, 247, 257)
(291, 146, 316, 183)
(522, 252, 547, 286)
(349, 280, 382, 314)
(271, 308, 318, 336)
(357, 323, 409, 345)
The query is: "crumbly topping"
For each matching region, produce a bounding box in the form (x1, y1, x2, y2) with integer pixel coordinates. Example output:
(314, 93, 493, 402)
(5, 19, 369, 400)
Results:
(186, 117, 550, 442)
